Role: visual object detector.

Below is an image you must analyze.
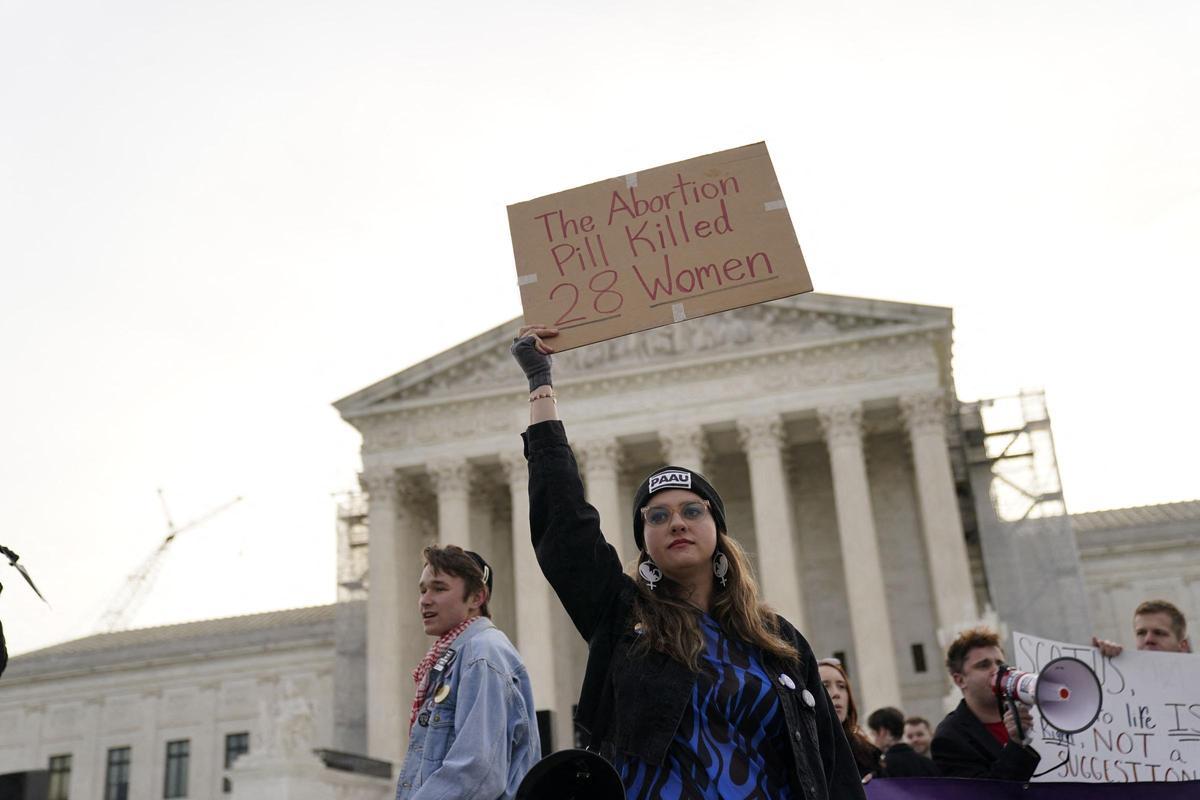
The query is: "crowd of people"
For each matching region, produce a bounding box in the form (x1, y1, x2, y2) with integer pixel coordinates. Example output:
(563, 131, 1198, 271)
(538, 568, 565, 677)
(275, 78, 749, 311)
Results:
(388, 324, 1193, 799)
(816, 654, 941, 781)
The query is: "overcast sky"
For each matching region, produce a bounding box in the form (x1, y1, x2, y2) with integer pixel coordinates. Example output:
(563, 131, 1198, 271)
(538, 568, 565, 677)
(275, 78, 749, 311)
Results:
(2, 1, 1197, 656)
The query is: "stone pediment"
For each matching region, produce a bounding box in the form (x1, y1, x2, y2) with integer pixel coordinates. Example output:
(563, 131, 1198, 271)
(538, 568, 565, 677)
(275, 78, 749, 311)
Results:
(335, 293, 950, 417)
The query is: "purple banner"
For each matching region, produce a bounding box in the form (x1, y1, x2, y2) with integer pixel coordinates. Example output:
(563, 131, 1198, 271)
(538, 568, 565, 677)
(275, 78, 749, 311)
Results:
(865, 777, 1200, 799)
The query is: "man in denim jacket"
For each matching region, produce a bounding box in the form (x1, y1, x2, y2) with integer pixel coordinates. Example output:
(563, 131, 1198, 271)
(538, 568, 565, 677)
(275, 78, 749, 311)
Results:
(395, 545, 540, 800)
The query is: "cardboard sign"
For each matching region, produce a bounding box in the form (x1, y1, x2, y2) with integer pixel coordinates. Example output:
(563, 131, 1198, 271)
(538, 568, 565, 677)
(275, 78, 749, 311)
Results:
(507, 142, 811, 350)
(1014, 631, 1200, 783)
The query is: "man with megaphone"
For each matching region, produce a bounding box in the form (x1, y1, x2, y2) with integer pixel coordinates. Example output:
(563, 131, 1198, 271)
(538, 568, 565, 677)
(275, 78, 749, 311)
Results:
(932, 627, 1042, 781)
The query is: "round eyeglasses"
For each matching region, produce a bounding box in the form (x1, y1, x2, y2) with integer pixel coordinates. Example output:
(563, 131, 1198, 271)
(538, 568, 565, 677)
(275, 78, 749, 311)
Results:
(641, 500, 709, 528)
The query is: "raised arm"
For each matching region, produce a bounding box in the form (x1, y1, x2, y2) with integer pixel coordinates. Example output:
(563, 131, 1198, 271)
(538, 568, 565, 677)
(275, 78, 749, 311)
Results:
(512, 327, 630, 642)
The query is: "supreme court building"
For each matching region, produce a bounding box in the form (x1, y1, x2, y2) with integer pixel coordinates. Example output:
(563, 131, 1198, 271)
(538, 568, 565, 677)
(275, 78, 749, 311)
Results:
(5, 292, 1196, 796)
(335, 292, 1004, 760)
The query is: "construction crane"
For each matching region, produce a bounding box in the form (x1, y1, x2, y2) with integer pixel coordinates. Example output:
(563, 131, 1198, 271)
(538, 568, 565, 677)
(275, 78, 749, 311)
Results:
(96, 489, 242, 633)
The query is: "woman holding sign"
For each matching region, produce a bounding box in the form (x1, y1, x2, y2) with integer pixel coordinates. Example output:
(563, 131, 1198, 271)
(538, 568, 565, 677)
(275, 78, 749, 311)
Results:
(511, 325, 863, 800)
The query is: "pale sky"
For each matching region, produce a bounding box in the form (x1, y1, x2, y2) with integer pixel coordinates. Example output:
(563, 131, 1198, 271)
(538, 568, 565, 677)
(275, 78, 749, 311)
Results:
(2, 1, 1197, 657)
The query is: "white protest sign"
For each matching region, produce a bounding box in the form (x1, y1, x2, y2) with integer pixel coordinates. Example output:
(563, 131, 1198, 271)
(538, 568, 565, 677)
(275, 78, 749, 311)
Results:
(1014, 631, 1200, 783)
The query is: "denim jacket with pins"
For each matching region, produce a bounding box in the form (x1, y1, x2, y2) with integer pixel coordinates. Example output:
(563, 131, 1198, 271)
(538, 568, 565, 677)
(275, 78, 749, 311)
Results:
(522, 420, 866, 800)
(395, 618, 540, 800)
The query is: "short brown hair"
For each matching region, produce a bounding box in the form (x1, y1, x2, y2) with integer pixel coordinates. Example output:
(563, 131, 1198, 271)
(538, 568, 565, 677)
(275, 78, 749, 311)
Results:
(423, 545, 491, 618)
(904, 716, 931, 729)
(1134, 600, 1187, 640)
(945, 627, 1002, 675)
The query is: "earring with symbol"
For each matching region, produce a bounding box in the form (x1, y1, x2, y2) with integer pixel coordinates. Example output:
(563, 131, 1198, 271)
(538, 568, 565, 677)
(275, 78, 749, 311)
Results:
(712, 551, 729, 588)
(638, 560, 663, 591)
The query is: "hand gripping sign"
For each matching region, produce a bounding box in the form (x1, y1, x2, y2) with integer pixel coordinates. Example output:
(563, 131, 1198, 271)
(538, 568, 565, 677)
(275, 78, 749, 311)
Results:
(507, 143, 813, 351)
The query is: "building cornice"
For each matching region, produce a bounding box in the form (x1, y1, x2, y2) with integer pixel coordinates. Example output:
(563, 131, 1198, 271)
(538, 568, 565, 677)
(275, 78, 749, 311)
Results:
(354, 329, 945, 460)
(353, 323, 948, 422)
(0, 636, 335, 689)
(335, 294, 954, 423)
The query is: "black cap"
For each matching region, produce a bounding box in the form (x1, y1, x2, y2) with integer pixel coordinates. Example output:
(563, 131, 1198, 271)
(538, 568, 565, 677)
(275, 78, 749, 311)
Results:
(464, 550, 493, 594)
(515, 749, 624, 799)
(631, 466, 727, 551)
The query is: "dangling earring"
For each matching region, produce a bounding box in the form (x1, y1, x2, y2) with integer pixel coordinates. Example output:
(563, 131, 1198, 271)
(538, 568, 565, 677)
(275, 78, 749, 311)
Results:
(712, 551, 729, 588)
(638, 559, 663, 591)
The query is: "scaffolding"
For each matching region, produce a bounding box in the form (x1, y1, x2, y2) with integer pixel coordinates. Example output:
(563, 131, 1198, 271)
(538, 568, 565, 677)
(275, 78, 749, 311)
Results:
(335, 492, 369, 601)
(961, 390, 1067, 522)
(958, 390, 1092, 643)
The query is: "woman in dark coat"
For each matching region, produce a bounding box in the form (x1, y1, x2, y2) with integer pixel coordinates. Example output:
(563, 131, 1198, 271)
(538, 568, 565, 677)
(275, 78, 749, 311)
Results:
(817, 657, 881, 780)
(512, 325, 864, 800)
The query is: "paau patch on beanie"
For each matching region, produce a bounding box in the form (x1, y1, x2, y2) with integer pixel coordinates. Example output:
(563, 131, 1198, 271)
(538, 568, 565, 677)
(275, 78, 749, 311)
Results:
(647, 470, 691, 493)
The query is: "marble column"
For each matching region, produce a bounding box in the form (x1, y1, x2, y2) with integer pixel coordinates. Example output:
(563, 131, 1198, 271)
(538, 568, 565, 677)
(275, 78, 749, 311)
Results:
(577, 437, 629, 564)
(901, 392, 978, 632)
(81, 698, 103, 800)
(428, 458, 472, 548)
(818, 404, 903, 711)
(136, 690, 161, 799)
(22, 703, 44, 768)
(198, 682, 220, 795)
(360, 470, 421, 764)
(659, 424, 708, 474)
(394, 481, 429, 757)
(500, 454, 559, 715)
(737, 415, 806, 630)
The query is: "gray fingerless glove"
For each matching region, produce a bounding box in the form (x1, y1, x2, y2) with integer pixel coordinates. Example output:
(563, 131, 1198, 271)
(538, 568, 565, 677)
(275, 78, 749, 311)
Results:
(510, 335, 553, 392)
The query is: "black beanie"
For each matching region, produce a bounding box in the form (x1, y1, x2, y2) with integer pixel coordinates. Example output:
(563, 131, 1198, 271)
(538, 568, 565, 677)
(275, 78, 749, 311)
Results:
(631, 466, 727, 551)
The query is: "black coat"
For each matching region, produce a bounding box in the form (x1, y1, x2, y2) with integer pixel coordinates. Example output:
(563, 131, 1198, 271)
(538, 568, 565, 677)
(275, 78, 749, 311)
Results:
(931, 699, 1040, 781)
(880, 742, 939, 778)
(849, 737, 882, 779)
(523, 420, 865, 800)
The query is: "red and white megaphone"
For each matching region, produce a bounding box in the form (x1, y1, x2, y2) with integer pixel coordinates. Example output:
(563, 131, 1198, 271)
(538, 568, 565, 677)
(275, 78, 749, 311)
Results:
(993, 657, 1103, 734)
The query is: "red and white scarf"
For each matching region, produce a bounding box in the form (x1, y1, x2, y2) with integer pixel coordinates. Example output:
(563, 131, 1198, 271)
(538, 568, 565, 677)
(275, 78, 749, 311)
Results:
(410, 616, 479, 730)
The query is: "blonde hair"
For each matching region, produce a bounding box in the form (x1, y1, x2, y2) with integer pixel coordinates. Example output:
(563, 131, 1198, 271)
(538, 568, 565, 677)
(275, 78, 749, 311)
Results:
(1135, 600, 1187, 640)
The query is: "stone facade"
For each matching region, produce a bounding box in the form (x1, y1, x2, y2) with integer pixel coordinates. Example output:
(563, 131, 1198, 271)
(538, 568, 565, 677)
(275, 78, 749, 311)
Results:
(0, 606, 352, 800)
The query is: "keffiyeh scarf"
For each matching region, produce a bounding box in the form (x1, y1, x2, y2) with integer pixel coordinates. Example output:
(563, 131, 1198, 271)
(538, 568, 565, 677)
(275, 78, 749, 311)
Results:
(410, 616, 479, 730)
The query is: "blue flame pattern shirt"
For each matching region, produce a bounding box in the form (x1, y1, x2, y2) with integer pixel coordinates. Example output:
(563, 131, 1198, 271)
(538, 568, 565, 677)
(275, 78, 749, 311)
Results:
(614, 614, 795, 799)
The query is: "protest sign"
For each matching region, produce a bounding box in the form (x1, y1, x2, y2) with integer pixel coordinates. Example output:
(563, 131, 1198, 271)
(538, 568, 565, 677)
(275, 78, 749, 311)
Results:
(507, 142, 811, 351)
(1014, 631, 1200, 783)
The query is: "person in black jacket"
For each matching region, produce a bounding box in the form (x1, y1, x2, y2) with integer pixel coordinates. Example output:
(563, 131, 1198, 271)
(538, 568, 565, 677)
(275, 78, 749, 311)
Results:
(932, 627, 1040, 781)
(512, 325, 865, 800)
(865, 706, 939, 778)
